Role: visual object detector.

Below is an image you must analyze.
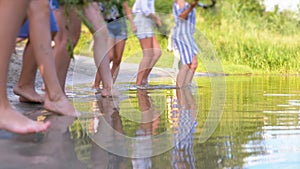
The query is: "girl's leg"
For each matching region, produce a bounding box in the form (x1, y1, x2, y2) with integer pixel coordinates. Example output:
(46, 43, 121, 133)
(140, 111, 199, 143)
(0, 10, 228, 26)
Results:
(186, 55, 198, 84)
(93, 69, 101, 90)
(176, 64, 190, 88)
(53, 6, 81, 91)
(84, 2, 114, 97)
(0, 0, 50, 134)
(13, 41, 44, 103)
(136, 37, 153, 86)
(141, 36, 161, 85)
(93, 36, 115, 89)
(111, 39, 126, 83)
(27, 0, 75, 116)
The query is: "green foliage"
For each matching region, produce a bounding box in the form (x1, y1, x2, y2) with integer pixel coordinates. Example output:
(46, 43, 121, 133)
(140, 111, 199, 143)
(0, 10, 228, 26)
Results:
(196, 0, 300, 74)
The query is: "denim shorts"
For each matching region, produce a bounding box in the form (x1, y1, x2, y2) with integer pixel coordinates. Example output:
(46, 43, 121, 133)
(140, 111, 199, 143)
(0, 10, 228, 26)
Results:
(134, 14, 154, 39)
(18, 9, 58, 38)
(50, 0, 59, 10)
(106, 18, 128, 40)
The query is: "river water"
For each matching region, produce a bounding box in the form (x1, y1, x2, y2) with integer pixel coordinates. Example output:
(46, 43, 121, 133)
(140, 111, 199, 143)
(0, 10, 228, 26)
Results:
(69, 75, 300, 169)
(1, 75, 299, 169)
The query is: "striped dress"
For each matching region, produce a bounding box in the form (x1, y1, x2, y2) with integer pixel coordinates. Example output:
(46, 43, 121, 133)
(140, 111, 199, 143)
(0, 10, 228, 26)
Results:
(173, 2, 199, 65)
(171, 107, 197, 169)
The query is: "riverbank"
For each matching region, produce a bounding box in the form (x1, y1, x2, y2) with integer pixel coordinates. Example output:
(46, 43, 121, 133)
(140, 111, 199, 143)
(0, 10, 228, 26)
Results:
(74, 0, 300, 75)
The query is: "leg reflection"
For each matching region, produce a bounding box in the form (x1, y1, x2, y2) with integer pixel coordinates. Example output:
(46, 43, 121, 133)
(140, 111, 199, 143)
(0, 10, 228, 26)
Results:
(171, 87, 197, 169)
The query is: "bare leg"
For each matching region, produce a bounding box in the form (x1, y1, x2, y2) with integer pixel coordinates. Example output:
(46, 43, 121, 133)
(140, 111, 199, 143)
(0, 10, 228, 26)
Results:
(136, 37, 154, 86)
(27, 0, 76, 116)
(93, 36, 115, 89)
(0, 0, 50, 134)
(141, 36, 161, 85)
(13, 41, 44, 103)
(176, 64, 190, 88)
(185, 55, 198, 84)
(53, 7, 81, 91)
(84, 2, 116, 97)
(93, 68, 101, 90)
(111, 39, 126, 83)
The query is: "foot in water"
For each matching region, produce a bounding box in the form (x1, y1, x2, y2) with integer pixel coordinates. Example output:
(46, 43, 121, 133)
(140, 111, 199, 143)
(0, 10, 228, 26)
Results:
(0, 106, 50, 134)
(101, 88, 119, 98)
(13, 85, 44, 103)
(43, 94, 78, 117)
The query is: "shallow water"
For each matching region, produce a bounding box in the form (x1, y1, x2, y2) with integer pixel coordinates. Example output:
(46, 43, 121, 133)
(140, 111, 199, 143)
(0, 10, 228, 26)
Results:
(1, 76, 300, 169)
(70, 75, 300, 169)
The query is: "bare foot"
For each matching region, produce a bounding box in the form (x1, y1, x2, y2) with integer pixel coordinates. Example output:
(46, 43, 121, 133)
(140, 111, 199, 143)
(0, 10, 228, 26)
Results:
(142, 79, 149, 87)
(0, 106, 50, 134)
(13, 85, 44, 103)
(101, 88, 119, 98)
(92, 84, 101, 93)
(43, 95, 77, 116)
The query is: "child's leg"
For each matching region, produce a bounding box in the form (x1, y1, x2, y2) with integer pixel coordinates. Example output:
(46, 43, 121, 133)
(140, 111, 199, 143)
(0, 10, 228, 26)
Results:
(0, 0, 50, 133)
(13, 41, 44, 103)
(27, 0, 76, 116)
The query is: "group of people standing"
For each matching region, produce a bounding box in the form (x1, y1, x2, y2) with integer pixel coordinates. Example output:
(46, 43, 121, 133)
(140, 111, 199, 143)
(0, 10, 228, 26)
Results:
(0, 0, 200, 135)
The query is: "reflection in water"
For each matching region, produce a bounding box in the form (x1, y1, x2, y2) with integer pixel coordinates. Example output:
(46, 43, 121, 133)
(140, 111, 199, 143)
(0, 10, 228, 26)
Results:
(71, 87, 199, 169)
(0, 112, 86, 169)
(2, 76, 300, 168)
(171, 88, 197, 169)
(70, 76, 300, 168)
(131, 90, 156, 169)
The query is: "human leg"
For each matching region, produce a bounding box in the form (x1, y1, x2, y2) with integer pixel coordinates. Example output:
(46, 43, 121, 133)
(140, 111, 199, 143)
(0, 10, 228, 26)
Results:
(0, 0, 50, 133)
(93, 36, 115, 89)
(27, 0, 76, 116)
(176, 64, 190, 88)
(13, 41, 44, 103)
(53, 6, 81, 91)
(111, 39, 126, 83)
(185, 55, 198, 84)
(136, 37, 154, 86)
(141, 36, 161, 85)
(84, 2, 115, 97)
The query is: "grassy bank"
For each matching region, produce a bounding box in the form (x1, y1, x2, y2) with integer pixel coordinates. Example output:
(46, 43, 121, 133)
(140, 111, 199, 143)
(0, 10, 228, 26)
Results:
(74, 0, 300, 75)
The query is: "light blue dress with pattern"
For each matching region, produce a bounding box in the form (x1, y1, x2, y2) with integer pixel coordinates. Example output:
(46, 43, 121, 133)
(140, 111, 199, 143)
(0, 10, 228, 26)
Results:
(173, 2, 199, 65)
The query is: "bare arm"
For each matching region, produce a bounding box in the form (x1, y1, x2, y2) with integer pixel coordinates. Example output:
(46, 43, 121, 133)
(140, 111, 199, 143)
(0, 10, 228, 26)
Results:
(147, 13, 161, 27)
(179, 0, 198, 20)
(123, 1, 137, 32)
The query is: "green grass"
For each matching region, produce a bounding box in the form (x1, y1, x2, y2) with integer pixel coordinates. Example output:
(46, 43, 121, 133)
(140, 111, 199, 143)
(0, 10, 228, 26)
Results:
(74, 0, 300, 75)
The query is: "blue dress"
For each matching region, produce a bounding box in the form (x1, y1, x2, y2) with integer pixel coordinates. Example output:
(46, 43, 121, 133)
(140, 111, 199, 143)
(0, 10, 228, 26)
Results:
(172, 2, 199, 65)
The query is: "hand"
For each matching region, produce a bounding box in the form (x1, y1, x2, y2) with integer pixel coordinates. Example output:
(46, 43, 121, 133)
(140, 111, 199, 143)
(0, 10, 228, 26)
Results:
(191, 0, 199, 8)
(131, 22, 137, 33)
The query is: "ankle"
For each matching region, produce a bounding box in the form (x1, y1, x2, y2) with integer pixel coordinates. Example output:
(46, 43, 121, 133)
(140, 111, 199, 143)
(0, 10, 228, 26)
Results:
(46, 92, 65, 102)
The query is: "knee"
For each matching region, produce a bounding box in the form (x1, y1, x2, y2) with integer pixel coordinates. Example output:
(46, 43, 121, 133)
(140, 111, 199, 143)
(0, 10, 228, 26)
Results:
(154, 48, 162, 59)
(190, 60, 198, 72)
(56, 35, 76, 49)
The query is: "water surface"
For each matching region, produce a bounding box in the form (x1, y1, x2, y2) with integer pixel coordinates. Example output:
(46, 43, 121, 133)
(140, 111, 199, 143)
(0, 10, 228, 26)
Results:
(1, 76, 299, 169)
